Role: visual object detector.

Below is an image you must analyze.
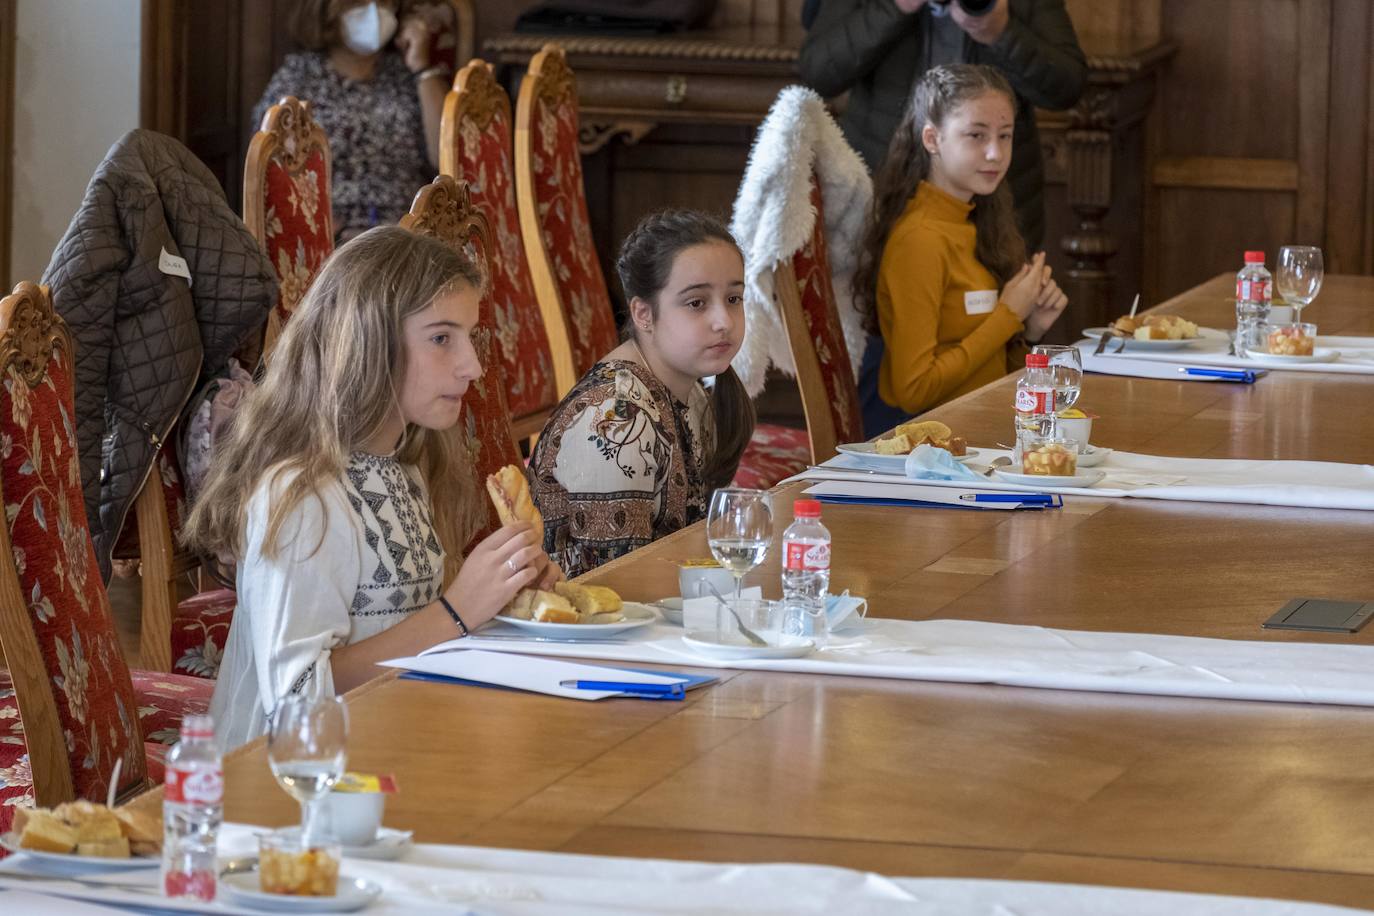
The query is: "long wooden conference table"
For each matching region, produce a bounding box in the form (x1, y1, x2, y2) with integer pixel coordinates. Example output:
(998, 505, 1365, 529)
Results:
(133, 274, 1374, 908)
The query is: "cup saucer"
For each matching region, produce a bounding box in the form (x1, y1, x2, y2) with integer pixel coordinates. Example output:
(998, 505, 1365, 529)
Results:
(341, 827, 412, 861)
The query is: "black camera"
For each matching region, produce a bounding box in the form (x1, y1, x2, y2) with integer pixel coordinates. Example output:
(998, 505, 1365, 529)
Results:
(929, 0, 997, 17)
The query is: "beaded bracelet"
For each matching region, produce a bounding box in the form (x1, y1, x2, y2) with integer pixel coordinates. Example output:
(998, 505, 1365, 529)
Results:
(439, 596, 469, 637)
(415, 65, 451, 85)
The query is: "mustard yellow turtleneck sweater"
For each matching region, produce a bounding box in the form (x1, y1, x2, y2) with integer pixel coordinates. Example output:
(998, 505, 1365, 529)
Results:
(877, 181, 1027, 415)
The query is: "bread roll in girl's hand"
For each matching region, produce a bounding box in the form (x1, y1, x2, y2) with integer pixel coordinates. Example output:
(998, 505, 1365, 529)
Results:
(486, 465, 544, 544)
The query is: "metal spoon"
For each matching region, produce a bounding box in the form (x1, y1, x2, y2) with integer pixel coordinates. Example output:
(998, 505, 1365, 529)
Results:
(983, 457, 1014, 477)
(703, 580, 769, 647)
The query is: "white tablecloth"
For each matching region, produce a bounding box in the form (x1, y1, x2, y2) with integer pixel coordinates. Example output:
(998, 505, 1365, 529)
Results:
(802, 449, 1374, 511)
(414, 616, 1374, 708)
(1077, 334, 1374, 376)
(1, 823, 1368, 914)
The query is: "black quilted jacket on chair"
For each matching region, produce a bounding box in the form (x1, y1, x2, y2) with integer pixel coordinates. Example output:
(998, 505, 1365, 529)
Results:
(41, 129, 277, 582)
(797, 0, 1087, 251)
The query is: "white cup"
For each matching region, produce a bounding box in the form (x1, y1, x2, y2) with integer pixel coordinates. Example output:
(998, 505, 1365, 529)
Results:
(1055, 416, 1093, 453)
(321, 790, 385, 847)
(678, 563, 737, 601)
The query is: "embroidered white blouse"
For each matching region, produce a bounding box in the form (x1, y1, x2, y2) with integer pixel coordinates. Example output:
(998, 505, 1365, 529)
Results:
(210, 452, 445, 750)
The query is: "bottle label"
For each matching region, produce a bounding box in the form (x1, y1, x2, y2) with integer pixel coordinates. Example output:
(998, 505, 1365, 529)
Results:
(1236, 277, 1270, 302)
(785, 541, 830, 571)
(1015, 387, 1052, 414)
(165, 764, 223, 805)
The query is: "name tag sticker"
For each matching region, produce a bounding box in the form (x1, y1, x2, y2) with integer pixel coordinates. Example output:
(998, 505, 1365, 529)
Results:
(964, 290, 997, 315)
(158, 247, 192, 283)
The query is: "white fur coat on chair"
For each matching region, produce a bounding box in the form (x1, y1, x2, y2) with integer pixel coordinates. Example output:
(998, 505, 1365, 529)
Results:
(729, 85, 873, 398)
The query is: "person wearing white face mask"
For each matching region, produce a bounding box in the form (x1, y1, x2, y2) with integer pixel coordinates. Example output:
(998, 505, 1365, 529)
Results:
(251, 0, 459, 242)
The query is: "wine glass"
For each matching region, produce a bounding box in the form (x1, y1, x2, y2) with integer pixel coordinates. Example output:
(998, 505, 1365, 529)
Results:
(1277, 246, 1324, 323)
(1032, 344, 1083, 437)
(706, 488, 773, 600)
(268, 689, 348, 846)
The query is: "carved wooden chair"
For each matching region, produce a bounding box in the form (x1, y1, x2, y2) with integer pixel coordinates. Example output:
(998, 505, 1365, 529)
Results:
(772, 178, 863, 464)
(515, 43, 619, 392)
(732, 179, 855, 488)
(0, 282, 213, 823)
(244, 95, 334, 362)
(401, 175, 523, 543)
(440, 60, 562, 442)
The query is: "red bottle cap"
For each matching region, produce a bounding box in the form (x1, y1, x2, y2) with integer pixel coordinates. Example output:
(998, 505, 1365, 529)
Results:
(1025, 353, 1049, 367)
(793, 498, 821, 518)
(1244, 250, 1266, 263)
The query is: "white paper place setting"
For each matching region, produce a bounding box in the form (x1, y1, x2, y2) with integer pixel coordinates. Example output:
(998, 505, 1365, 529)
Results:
(789, 446, 1374, 512)
(1077, 332, 1374, 376)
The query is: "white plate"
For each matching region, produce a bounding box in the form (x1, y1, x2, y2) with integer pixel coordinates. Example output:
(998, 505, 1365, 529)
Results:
(0, 831, 159, 871)
(1076, 445, 1112, 468)
(342, 827, 412, 861)
(650, 597, 684, 625)
(490, 601, 658, 638)
(681, 631, 815, 660)
(992, 468, 1106, 488)
(1243, 347, 1341, 365)
(1081, 327, 1226, 350)
(836, 442, 980, 472)
(220, 872, 382, 912)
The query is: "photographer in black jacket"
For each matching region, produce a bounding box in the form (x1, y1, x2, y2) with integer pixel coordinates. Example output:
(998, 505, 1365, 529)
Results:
(798, 0, 1085, 251)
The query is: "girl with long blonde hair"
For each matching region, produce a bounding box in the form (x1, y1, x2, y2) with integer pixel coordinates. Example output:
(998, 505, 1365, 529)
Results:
(854, 63, 1069, 436)
(185, 226, 559, 748)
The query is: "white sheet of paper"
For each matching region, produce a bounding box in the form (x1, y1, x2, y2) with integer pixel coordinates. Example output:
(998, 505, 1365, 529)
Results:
(380, 649, 687, 700)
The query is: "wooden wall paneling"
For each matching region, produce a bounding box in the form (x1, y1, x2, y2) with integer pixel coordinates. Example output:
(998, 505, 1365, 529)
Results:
(185, 0, 246, 203)
(1367, 7, 1374, 274)
(140, 0, 189, 138)
(0, 0, 14, 289)
(1145, 0, 1344, 299)
(1325, 0, 1373, 274)
(1294, 0, 1331, 245)
(1063, 0, 1161, 43)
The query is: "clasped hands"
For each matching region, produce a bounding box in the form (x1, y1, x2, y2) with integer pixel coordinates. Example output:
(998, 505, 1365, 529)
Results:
(1001, 251, 1069, 342)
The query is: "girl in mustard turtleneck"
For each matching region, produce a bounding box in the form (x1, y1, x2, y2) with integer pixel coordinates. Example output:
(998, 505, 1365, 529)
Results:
(853, 63, 1068, 437)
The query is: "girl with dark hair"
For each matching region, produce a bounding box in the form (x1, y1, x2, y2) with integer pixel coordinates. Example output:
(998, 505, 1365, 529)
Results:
(529, 210, 756, 578)
(854, 63, 1068, 436)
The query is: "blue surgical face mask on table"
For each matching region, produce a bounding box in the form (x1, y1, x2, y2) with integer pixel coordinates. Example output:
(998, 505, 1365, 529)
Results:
(826, 591, 868, 631)
(340, 2, 398, 55)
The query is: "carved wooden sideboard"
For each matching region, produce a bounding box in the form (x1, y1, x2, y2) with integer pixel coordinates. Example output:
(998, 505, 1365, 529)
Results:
(486, 26, 1174, 335)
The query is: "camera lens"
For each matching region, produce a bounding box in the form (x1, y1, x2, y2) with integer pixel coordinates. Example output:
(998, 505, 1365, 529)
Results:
(957, 0, 997, 15)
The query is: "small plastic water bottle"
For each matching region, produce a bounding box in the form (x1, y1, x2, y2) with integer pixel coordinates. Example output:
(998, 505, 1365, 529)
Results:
(1235, 250, 1272, 356)
(1013, 352, 1054, 457)
(781, 499, 831, 640)
(161, 715, 222, 901)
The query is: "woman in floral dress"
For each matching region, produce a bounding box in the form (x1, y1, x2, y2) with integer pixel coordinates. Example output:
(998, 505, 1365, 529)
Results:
(252, 0, 457, 241)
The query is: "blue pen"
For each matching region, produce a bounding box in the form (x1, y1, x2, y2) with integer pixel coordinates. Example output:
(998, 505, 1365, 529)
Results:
(560, 680, 686, 698)
(1178, 367, 1259, 382)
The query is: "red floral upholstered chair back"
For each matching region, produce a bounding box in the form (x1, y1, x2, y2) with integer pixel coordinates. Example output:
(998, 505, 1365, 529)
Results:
(400, 176, 522, 542)
(776, 177, 863, 462)
(0, 283, 148, 807)
(244, 95, 334, 360)
(441, 60, 558, 440)
(515, 44, 618, 393)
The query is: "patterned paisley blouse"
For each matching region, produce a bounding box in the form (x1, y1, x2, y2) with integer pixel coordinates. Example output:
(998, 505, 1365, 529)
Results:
(529, 360, 715, 578)
(252, 50, 432, 241)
